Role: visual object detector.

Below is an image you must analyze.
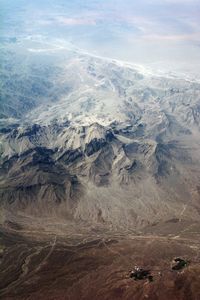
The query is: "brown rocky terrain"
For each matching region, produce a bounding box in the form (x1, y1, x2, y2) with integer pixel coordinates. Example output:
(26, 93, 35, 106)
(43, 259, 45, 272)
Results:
(1, 216, 200, 300)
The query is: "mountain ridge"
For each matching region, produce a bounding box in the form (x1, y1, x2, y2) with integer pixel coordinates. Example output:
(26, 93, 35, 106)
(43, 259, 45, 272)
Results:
(0, 47, 200, 230)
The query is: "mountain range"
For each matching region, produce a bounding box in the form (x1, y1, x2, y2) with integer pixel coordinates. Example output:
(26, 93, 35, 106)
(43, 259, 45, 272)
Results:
(1, 44, 200, 230)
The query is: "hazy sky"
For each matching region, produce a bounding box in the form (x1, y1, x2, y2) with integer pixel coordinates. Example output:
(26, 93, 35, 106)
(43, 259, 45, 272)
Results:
(1, 0, 200, 70)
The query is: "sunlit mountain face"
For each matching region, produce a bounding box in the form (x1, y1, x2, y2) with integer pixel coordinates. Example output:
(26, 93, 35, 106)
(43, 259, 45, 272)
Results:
(1, 1, 200, 300)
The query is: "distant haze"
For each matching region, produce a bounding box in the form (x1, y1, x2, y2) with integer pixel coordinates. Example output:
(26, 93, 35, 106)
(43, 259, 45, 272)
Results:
(1, 0, 200, 73)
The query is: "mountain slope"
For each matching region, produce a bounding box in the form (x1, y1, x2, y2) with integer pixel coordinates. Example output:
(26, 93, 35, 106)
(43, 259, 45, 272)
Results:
(1, 46, 200, 230)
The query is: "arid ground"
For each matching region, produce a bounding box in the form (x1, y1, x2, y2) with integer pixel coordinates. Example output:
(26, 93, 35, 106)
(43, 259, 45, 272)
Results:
(1, 216, 200, 300)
